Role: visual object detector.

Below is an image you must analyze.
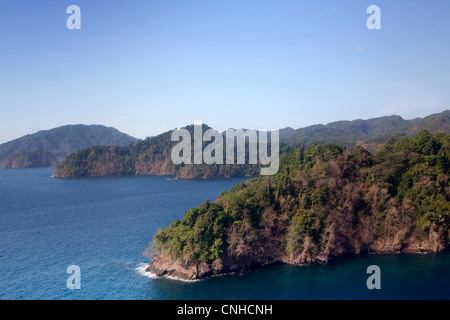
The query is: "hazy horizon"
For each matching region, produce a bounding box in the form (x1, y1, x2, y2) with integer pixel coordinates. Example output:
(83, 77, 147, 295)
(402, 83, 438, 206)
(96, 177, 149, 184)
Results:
(0, 108, 448, 144)
(1, 1, 450, 144)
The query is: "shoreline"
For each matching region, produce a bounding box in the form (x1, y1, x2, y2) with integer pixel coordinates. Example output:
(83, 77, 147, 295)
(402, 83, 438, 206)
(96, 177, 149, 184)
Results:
(144, 248, 447, 282)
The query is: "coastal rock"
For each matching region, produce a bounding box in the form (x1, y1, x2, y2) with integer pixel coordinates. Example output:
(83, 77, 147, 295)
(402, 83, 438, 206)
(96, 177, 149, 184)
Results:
(148, 236, 447, 281)
(146, 256, 213, 280)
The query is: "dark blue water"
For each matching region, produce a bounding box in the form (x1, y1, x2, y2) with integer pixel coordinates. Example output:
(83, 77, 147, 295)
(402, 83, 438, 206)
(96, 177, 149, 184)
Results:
(0, 168, 448, 300)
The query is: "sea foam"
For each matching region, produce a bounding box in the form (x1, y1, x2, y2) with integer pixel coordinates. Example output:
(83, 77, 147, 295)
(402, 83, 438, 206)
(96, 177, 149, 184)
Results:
(135, 263, 199, 282)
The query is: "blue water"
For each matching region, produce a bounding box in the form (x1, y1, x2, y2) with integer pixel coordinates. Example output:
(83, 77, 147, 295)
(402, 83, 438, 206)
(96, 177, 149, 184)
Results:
(0, 168, 449, 300)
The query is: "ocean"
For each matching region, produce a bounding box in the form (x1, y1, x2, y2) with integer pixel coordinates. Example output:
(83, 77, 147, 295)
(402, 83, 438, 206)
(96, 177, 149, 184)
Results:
(0, 167, 448, 300)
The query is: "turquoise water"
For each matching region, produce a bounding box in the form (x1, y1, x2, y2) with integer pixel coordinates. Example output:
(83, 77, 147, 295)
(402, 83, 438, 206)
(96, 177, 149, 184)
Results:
(0, 168, 448, 300)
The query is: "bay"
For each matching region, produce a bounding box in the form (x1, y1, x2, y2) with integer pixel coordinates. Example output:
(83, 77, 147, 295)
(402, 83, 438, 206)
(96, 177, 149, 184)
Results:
(0, 168, 448, 300)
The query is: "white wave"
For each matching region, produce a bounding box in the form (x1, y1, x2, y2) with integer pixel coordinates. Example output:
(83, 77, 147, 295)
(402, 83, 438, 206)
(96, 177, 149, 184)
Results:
(135, 263, 158, 279)
(135, 263, 199, 282)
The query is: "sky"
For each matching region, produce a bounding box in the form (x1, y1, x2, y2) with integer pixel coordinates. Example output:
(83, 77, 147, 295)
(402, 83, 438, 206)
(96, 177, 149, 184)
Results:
(0, 0, 449, 143)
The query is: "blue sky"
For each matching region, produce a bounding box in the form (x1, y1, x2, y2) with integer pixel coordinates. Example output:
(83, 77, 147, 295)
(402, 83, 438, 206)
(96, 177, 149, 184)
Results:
(0, 0, 449, 143)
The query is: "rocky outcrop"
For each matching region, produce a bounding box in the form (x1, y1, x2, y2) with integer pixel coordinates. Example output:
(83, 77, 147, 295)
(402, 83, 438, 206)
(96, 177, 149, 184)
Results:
(146, 256, 215, 280)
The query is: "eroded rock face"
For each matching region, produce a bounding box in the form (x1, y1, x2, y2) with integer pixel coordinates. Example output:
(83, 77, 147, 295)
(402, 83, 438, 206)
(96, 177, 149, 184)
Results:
(147, 240, 446, 281)
(147, 218, 448, 281)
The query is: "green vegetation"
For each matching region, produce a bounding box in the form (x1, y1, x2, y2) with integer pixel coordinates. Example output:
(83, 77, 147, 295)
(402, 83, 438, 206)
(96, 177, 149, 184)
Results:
(151, 131, 450, 272)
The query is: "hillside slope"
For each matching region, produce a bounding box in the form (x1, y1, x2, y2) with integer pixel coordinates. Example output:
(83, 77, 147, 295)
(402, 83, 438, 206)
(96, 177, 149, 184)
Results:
(0, 124, 137, 168)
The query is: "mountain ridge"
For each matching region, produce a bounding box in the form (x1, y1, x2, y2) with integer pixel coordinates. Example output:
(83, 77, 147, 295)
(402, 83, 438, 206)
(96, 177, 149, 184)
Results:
(54, 110, 450, 178)
(279, 110, 450, 151)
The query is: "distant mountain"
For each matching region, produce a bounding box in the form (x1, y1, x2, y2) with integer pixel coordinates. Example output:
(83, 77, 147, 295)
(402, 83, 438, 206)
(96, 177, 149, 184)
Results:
(280, 110, 450, 152)
(54, 110, 450, 178)
(2, 151, 58, 169)
(0, 125, 137, 168)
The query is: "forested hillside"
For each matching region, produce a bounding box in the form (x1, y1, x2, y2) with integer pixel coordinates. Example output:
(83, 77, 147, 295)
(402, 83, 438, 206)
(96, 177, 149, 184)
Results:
(147, 130, 450, 280)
